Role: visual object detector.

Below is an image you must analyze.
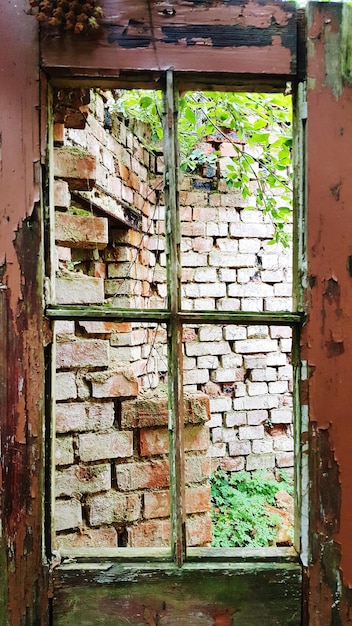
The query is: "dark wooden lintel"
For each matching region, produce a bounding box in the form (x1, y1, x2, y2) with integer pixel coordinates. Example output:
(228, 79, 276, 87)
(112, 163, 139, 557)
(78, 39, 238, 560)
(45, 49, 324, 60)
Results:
(41, 0, 298, 88)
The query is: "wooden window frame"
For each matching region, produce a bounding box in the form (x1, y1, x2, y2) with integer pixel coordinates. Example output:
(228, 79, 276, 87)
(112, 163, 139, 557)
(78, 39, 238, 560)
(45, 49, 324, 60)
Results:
(45, 69, 306, 569)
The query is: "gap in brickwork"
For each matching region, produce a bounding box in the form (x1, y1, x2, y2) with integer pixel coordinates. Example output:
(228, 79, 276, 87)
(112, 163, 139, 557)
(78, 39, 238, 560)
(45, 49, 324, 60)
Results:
(51, 87, 293, 551)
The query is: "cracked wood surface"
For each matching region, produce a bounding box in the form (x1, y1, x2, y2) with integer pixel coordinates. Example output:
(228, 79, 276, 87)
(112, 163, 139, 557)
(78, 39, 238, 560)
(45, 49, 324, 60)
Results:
(41, 0, 297, 89)
(0, 1, 47, 624)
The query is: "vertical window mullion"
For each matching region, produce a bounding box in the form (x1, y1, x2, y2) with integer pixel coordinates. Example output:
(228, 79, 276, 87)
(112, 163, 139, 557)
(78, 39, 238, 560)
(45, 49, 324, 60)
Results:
(163, 70, 185, 565)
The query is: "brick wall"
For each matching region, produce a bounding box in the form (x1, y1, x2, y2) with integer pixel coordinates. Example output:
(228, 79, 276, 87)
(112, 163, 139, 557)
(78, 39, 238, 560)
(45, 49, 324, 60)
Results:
(52, 89, 293, 549)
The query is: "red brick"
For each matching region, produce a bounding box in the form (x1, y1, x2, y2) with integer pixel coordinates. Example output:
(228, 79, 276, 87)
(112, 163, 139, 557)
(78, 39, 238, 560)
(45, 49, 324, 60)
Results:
(140, 428, 169, 456)
(144, 490, 170, 519)
(110, 228, 144, 248)
(55, 213, 108, 249)
(56, 528, 117, 550)
(88, 262, 106, 278)
(184, 425, 209, 452)
(185, 392, 211, 424)
(186, 513, 212, 546)
(182, 328, 197, 342)
(53, 123, 65, 145)
(79, 431, 133, 462)
(121, 396, 169, 429)
(78, 321, 131, 335)
(127, 519, 171, 548)
(90, 370, 138, 399)
(116, 459, 170, 491)
(185, 454, 211, 484)
(123, 393, 210, 430)
(56, 340, 109, 369)
(54, 147, 96, 190)
(219, 457, 245, 472)
(185, 484, 211, 514)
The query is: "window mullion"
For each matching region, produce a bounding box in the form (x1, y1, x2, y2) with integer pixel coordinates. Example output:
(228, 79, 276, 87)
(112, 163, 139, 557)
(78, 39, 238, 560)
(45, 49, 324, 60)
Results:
(163, 69, 185, 566)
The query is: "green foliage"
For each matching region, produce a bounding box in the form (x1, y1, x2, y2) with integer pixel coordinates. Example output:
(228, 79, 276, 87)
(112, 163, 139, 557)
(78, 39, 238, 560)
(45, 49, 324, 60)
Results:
(111, 89, 292, 246)
(211, 470, 293, 548)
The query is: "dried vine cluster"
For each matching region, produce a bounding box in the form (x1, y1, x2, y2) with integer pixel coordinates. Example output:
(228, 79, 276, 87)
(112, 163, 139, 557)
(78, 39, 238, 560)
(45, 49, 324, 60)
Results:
(29, 0, 103, 34)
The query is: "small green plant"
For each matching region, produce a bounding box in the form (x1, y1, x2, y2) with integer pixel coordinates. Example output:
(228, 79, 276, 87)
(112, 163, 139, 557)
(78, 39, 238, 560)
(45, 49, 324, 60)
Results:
(211, 470, 293, 548)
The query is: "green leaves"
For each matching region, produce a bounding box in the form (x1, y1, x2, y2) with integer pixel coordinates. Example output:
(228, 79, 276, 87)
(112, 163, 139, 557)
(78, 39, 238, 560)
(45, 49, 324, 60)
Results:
(111, 88, 292, 246)
(211, 470, 293, 548)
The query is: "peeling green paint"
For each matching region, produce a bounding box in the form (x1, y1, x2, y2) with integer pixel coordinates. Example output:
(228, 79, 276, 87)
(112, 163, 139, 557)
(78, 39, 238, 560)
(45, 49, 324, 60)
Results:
(341, 3, 352, 86)
(324, 25, 343, 99)
(0, 538, 8, 626)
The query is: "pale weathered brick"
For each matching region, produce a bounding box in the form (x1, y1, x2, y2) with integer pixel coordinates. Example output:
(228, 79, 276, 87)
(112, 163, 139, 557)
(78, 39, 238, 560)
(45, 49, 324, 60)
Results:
(144, 490, 170, 519)
(55, 436, 74, 466)
(228, 440, 251, 456)
(276, 452, 294, 467)
(186, 513, 212, 546)
(252, 438, 273, 453)
(56, 373, 77, 401)
(239, 425, 264, 440)
(87, 491, 141, 526)
(56, 463, 111, 497)
(225, 411, 247, 427)
(273, 436, 294, 451)
(56, 340, 109, 369)
(247, 381, 268, 396)
(56, 276, 104, 304)
(55, 213, 108, 249)
(270, 409, 293, 424)
(89, 370, 138, 398)
(55, 499, 82, 532)
(185, 454, 211, 484)
(54, 147, 96, 190)
(186, 341, 231, 357)
(79, 431, 133, 462)
(235, 338, 277, 354)
(246, 453, 275, 471)
(247, 409, 268, 425)
(54, 180, 70, 208)
(209, 250, 256, 268)
(234, 394, 278, 411)
(198, 325, 223, 342)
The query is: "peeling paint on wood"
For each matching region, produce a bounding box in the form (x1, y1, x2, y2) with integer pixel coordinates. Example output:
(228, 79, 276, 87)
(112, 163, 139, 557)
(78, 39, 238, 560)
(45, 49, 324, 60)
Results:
(0, 1, 47, 624)
(52, 562, 301, 626)
(305, 3, 352, 622)
(40, 0, 297, 85)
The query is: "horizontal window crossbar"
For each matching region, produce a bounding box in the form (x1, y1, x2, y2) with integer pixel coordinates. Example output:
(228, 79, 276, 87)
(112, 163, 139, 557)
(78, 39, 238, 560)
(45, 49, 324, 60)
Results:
(46, 305, 303, 325)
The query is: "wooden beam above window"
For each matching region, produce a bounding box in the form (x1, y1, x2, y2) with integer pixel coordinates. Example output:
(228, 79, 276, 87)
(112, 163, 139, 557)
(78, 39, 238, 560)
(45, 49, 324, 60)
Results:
(41, 0, 298, 90)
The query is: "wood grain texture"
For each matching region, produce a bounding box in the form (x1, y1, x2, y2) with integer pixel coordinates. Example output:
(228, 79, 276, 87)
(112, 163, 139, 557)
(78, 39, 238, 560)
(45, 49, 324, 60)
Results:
(53, 561, 301, 626)
(0, 1, 47, 624)
(303, 2, 352, 623)
(41, 0, 297, 87)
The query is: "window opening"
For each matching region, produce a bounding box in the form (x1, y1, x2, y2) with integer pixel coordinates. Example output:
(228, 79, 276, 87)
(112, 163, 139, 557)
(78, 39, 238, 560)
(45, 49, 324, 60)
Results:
(48, 72, 300, 563)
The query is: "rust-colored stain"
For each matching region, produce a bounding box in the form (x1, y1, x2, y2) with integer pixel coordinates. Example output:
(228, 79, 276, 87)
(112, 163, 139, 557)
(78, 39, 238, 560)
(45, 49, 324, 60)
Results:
(0, 1, 47, 624)
(305, 3, 352, 622)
